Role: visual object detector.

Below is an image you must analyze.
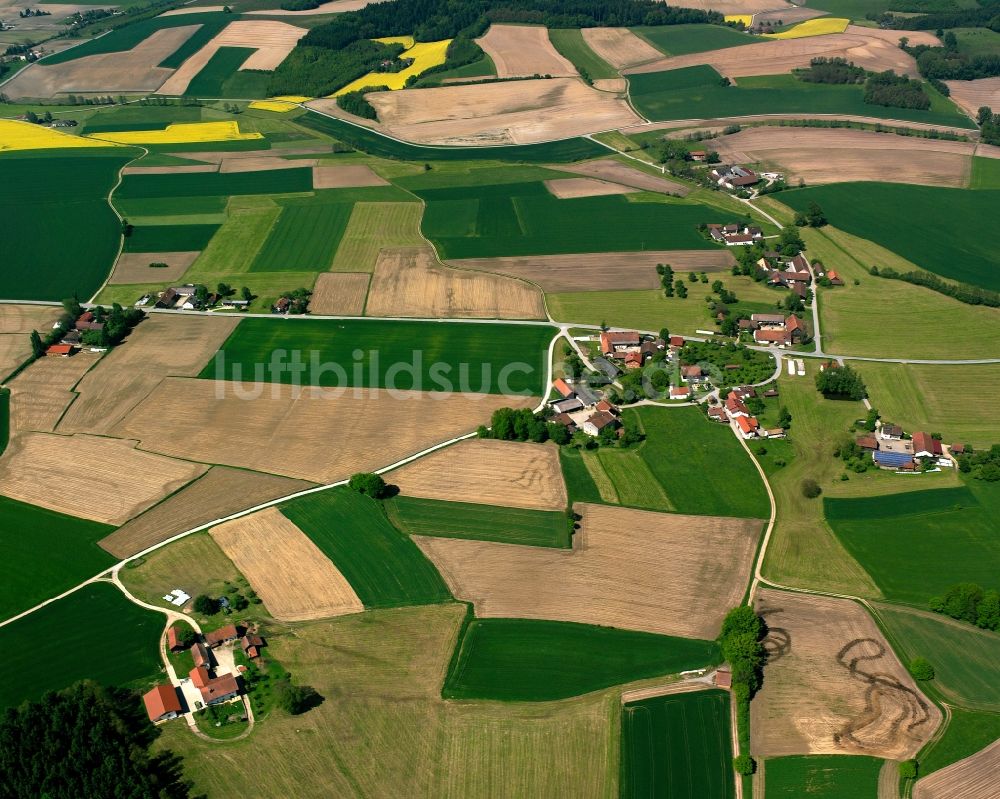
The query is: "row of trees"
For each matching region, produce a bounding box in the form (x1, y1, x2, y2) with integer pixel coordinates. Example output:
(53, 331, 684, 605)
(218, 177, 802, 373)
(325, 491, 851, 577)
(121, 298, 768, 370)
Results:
(793, 201, 827, 228)
(930, 582, 1000, 630)
(815, 363, 868, 400)
(870, 264, 1000, 308)
(977, 105, 1000, 146)
(719, 606, 767, 776)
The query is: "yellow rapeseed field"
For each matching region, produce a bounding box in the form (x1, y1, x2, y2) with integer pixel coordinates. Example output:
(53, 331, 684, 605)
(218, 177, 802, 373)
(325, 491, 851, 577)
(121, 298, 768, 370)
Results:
(85, 120, 263, 145)
(0, 118, 119, 151)
(765, 17, 849, 39)
(725, 14, 753, 27)
(334, 38, 451, 96)
(248, 95, 311, 112)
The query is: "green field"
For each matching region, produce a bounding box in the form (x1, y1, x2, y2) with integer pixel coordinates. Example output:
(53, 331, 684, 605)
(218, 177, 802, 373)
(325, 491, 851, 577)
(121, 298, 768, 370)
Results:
(0, 497, 116, 621)
(0, 582, 163, 709)
(415, 181, 718, 258)
(279, 488, 452, 608)
(877, 604, 1000, 711)
(1, 151, 134, 300)
(548, 28, 617, 79)
(386, 496, 571, 548)
(632, 24, 759, 56)
(953, 26, 1000, 58)
(782, 182, 1000, 291)
(116, 167, 313, 200)
(919, 706, 1000, 776)
(443, 618, 719, 701)
(970, 156, 1000, 190)
(621, 689, 734, 799)
(560, 448, 605, 505)
(415, 53, 496, 84)
(763, 755, 884, 798)
(825, 482, 1000, 602)
(297, 111, 609, 163)
(629, 67, 973, 128)
(250, 201, 353, 272)
(186, 47, 264, 98)
(596, 446, 675, 511)
(124, 223, 220, 252)
(199, 317, 554, 395)
(81, 104, 204, 134)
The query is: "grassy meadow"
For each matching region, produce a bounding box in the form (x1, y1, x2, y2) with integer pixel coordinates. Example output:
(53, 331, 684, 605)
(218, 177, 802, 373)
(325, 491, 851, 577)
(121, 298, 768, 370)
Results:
(621, 689, 734, 799)
(762, 755, 884, 798)
(280, 489, 452, 609)
(632, 24, 759, 56)
(548, 29, 617, 79)
(918, 706, 1000, 776)
(186, 47, 269, 99)
(443, 618, 719, 701)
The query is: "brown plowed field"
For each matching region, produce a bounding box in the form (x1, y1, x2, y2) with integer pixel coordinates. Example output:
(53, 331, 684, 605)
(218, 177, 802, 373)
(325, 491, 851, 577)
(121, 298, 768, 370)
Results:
(913, 737, 1000, 799)
(477, 25, 577, 78)
(0, 305, 60, 377)
(627, 29, 925, 78)
(544, 178, 637, 198)
(6, 350, 101, 436)
(945, 77, 1000, 119)
(109, 251, 200, 284)
(415, 503, 761, 638)
(112, 377, 537, 484)
(367, 78, 640, 145)
(364, 246, 546, 319)
(0, 432, 206, 525)
(388, 439, 566, 510)
(211, 507, 365, 621)
(312, 164, 389, 188)
(218, 156, 318, 173)
(593, 78, 627, 92)
(554, 157, 690, 196)
(751, 588, 941, 760)
(708, 126, 975, 187)
(310, 273, 370, 315)
(3, 25, 196, 99)
(448, 249, 734, 292)
(99, 465, 316, 558)
(176, 146, 332, 164)
(58, 313, 238, 436)
(582, 28, 663, 70)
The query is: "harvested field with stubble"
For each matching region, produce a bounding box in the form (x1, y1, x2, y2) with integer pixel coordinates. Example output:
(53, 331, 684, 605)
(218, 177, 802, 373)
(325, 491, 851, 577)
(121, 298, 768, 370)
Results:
(709, 126, 976, 187)
(218, 156, 317, 173)
(6, 350, 101, 436)
(945, 77, 1000, 120)
(312, 164, 389, 188)
(309, 272, 370, 315)
(416, 503, 760, 638)
(388, 439, 567, 510)
(364, 247, 545, 319)
(330, 202, 424, 272)
(58, 314, 238, 436)
(109, 251, 200, 284)
(0, 432, 206, 525)
(0, 305, 60, 377)
(544, 178, 636, 198)
(211, 507, 364, 621)
(448, 249, 734, 292)
(368, 78, 639, 145)
(913, 738, 1000, 799)
(113, 377, 537, 484)
(751, 588, 940, 761)
(477, 25, 576, 78)
(98, 466, 315, 558)
(554, 158, 690, 196)
(582, 28, 663, 69)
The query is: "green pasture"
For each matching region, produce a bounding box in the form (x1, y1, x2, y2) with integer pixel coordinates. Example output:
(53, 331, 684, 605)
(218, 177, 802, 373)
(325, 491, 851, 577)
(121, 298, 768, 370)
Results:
(0, 497, 116, 621)
(199, 317, 553, 395)
(548, 28, 617, 79)
(953, 27, 1000, 58)
(80, 104, 204, 134)
(279, 488, 451, 608)
(919, 706, 1000, 776)
(124, 223, 220, 252)
(116, 195, 230, 218)
(628, 67, 973, 128)
(782, 182, 1000, 291)
(1, 150, 133, 301)
(621, 689, 734, 799)
(763, 755, 884, 798)
(0, 582, 163, 709)
(415, 181, 717, 258)
(632, 24, 759, 56)
(116, 167, 313, 200)
(186, 47, 266, 98)
(825, 482, 1000, 602)
(386, 496, 571, 548)
(877, 604, 1000, 711)
(970, 156, 1000, 189)
(596, 447, 675, 511)
(296, 111, 608, 163)
(802, 0, 891, 18)
(443, 618, 719, 701)
(251, 202, 353, 272)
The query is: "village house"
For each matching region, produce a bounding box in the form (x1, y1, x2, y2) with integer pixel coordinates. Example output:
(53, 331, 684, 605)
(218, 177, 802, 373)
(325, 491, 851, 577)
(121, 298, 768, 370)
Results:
(856, 435, 879, 452)
(553, 378, 575, 399)
(241, 634, 266, 659)
(166, 626, 186, 653)
(680, 365, 705, 384)
(191, 642, 212, 670)
(749, 315, 806, 347)
(709, 165, 760, 191)
(592, 356, 621, 381)
(874, 450, 915, 471)
(735, 415, 759, 439)
(189, 667, 241, 706)
(912, 431, 943, 460)
(204, 624, 238, 649)
(142, 684, 182, 724)
(155, 285, 196, 310)
(45, 343, 74, 357)
(75, 311, 103, 332)
(725, 391, 750, 418)
(879, 424, 904, 441)
(552, 397, 584, 414)
(582, 409, 619, 437)
(690, 150, 708, 162)
(551, 412, 578, 434)
(708, 406, 728, 423)
(669, 385, 691, 400)
(600, 330, 641, 357)
(708, 223, 764, 246)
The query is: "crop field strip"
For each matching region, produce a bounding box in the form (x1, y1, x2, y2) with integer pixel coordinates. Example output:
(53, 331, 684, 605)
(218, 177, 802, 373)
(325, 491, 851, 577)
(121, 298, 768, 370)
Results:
(116, 166, 314, 200)
(762, 755, 884, 798)
(919, 706, 1000, 778)
(250, 201, 354, 272)
(548, 28, 618, 80)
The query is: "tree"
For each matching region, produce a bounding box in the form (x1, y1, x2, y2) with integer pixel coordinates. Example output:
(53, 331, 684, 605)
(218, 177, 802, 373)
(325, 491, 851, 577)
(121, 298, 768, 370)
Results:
(547, 422, 571, 445)
(908, 657, 935, 681)
(941, 582, 983, 624)
(193, 594, 220, 615)
(805, 201, 826, 227)
(815, 363, 867, 400)
(720, 606, 763, 640)
(800, 478, 821, 498)
(978, 105, 993, 126)
(241, 286, 254, 303)
(348, 472, 387, 499)
(217, 282, 235, 297)
(976, 589, 1000, 630)
(778, 406, 792, 429)
(172, 625, 198, 649)
(29, 329, 45, 358)
(899, 760, 918, 780)
(273, 679, 322, 715)
(733, 753, 756, 775)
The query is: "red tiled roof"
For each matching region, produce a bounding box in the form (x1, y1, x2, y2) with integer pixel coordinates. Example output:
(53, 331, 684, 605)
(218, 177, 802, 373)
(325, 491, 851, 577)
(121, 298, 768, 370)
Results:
(199, 673, 240, 704)
(167, 626, 181, 651)
(669, 335, 685, 347)
(951, 443, 965, 454)
(143, 684, 181, 722)
(553, 378, 574, 398)
(681, 365, 702, 377)
(46, 344, 73, 355)
(856, 436, 878, 450)
(912, 432, 942, 457)
(189, 666, 211, 689)
(204, 624, 238, 647)
(586, 410, 618, 431)
(736, 416, 759, 434)
(708, 406, 727, 420)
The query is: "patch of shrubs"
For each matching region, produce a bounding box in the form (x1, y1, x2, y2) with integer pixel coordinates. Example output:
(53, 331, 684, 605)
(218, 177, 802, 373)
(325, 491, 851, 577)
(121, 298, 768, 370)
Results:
(930, 582, 1000, 631)
(956, 443, 1000, 481)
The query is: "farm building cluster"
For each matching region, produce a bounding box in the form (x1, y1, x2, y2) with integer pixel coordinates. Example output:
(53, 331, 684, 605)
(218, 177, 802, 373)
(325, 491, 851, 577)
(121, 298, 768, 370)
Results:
(739, 313, 808, 348)
(709, 165, 760, 191)
(142, 285, 249, 312)
(44, 310, 111, 356)
(856, 424, 964, 472)
(708, 223, 764, 246)
(709, 384, 784, 440)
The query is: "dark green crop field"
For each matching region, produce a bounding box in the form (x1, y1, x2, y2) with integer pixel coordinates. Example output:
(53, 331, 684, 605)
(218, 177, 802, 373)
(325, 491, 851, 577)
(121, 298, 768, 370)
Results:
(116, 167, 313, 200)
(124, 223, 220, 252)
(825, 482, 1000, 603)
(280, 489, 452, 609)
(0, 582, 163, 709)
(386, 496, 571, 548)
(1, 151, 133, 300)
(621, 689, 734, 799)
(763, 755, 883, 798)
(632, 24, 759, 56)
(781, 182, 1000, 291)
(415, 181, 716, 258)
(297, 111, 608, 163)
(560, 447, 604, 505)
(0, 497, 116, 621)
(251, 202, 353, 272)
(629, 67, 973, 128)
(199, 318, 554, 396)
(185, 46, 258, 98)
(81, 104, 204, 134)
(919, 706, 1000, 776)
(548, 28, 617, 79)
(443, 618, 719, 701)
